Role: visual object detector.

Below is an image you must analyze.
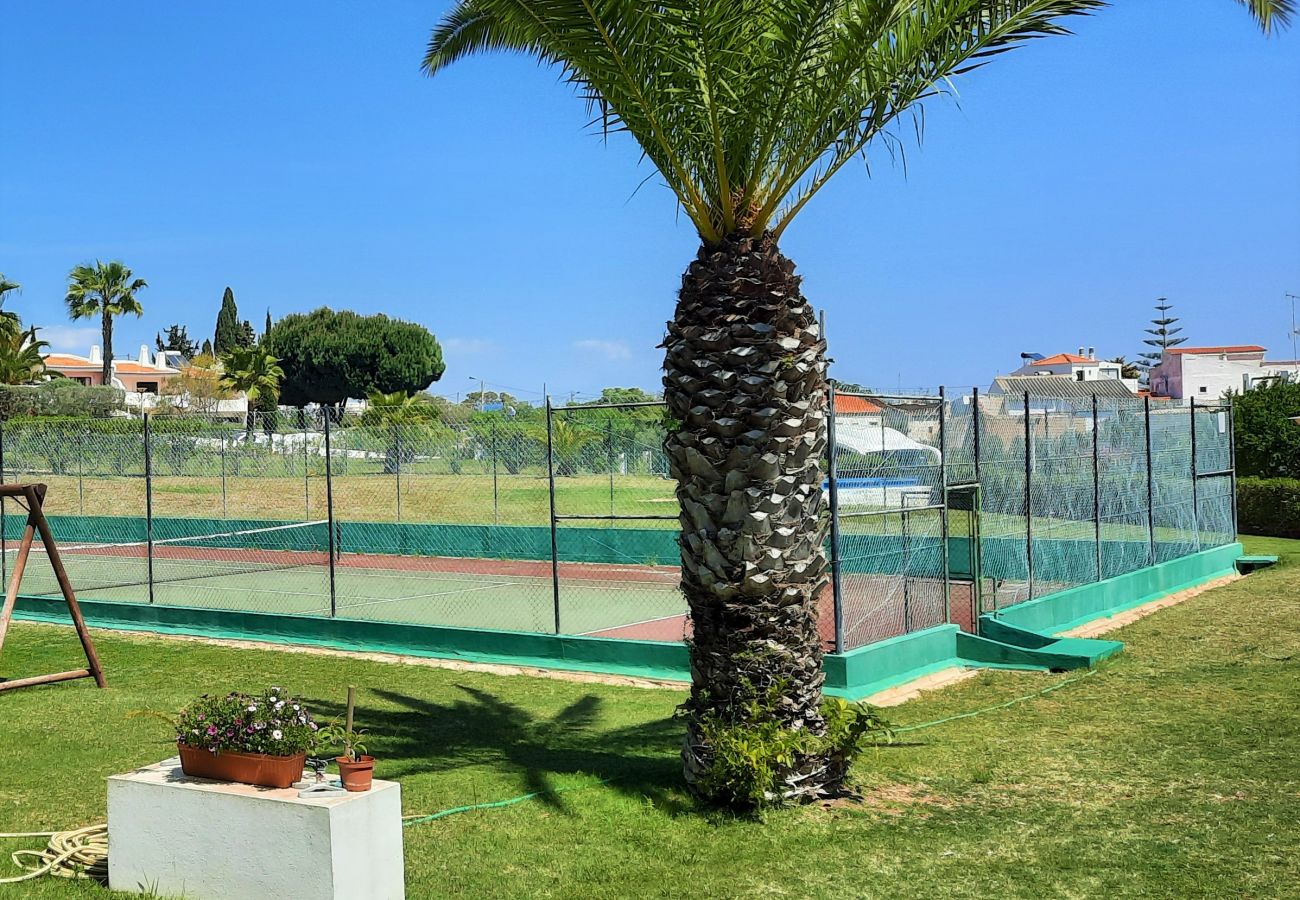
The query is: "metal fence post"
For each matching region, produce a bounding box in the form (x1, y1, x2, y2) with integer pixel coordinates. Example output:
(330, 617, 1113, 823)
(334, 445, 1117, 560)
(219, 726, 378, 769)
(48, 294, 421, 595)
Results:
(144, 413, 155, 604)
(1144, 395, 1156, 565)
(77, 429, 85, 515)
(971, 387, 984, 617)
(324, 413, 338, 618)
(938, 386, 951, 626)
(1189, 398, 1199, 551)
(607, 418, 615, 519)
(545, 398, 562, 634)
(826, 383, 845, 654)
(1092, 395, 1102, 582)
(1024, 390, 1033, 601)
(220, 430, 228, 518)
(394, 424, 402, 523)
(1228, 403, 1239, 538)
(1, 419, 6, 583)
(490, 419, 499, 525)
(302, 415, 310, 519)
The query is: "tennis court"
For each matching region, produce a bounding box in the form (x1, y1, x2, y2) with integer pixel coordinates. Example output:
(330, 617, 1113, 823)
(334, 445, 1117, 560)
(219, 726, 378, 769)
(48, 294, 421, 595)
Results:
(7, 516, 989, 649)
(6, 520, 692, 639)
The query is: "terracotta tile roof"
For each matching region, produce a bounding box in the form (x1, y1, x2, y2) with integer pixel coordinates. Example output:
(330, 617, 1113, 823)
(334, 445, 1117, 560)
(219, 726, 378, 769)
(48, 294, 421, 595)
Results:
(1030, 353, 1096, 366)
(43, 354, 96, 367)
(1166, 345, 1266, 355)
(113, 361, 177, 374)
(835, 395, 883, 414)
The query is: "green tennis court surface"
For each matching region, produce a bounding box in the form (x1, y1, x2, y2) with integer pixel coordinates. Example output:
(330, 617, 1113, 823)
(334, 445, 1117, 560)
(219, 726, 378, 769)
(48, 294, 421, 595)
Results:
(8, 537, 690, 640)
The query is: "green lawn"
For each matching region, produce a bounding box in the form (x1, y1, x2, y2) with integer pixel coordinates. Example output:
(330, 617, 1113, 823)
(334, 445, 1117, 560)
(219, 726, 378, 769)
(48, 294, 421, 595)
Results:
(2, 536, 1296, 898)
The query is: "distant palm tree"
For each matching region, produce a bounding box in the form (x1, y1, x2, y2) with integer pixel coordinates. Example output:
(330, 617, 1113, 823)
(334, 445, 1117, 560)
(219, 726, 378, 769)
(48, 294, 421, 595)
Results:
(527, 417, 597, 477)
(0, 274, 22, 337)
(65, 261, 147, 386)
(424, 0, 1292, 803)
(361, 391, 439, 473)
(1110, 356, 1141, 381)
(0, 327, 49, 385)
(220, 345, 284, 438)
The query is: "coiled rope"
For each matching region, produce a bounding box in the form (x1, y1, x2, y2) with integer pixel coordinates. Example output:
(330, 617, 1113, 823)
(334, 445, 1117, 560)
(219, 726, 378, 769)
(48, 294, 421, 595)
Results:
(0, 824, 109, 884)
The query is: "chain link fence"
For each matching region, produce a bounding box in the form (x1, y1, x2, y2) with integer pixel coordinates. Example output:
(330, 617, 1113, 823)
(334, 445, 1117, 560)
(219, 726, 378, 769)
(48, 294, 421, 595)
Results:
(1, 387, 1237, 653)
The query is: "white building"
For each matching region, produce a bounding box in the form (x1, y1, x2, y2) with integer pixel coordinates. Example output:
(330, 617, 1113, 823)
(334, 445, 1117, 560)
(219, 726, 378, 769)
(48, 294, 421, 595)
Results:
(1008, 347, 1128, 382)
(1146, 345, 1275, 400)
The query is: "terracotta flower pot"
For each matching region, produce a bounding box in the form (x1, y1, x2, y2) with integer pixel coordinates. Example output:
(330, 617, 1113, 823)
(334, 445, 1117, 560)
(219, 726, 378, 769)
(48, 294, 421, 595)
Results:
(177, 742, 306, 789)
(336, 755, 375, 792)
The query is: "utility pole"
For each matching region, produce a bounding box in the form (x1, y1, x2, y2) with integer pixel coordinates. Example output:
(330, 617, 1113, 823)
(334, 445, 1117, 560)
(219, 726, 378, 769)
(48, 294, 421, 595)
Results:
(1286, 293, 1300, 377)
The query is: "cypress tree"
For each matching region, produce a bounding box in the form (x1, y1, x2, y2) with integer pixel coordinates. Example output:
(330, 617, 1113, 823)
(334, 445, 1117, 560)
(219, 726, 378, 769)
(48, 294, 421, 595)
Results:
(265, 309, 273, 338)
(214, 287, 242, 355)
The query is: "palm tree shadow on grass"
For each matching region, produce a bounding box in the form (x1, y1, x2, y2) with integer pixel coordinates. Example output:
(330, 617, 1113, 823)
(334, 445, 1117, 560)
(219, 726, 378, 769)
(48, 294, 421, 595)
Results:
(309, 685, 689, 814)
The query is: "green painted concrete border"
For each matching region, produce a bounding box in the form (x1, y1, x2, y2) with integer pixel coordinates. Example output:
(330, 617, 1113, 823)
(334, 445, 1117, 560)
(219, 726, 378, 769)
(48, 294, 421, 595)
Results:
(10, 542, 1246, 700)
(12, 596, 692, 683)
(987, 542, 1244, 636)
(822, 625, 964, 701)
(12, 594, 966, 700)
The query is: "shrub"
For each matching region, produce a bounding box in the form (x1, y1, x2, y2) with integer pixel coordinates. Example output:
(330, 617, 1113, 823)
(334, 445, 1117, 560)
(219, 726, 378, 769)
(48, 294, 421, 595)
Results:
(691, 690, 893, 809)
(176, 687, 320, 756)
(0, 381, 124, 419)
(1237, 477, 1300, 539)
(1232, 380, 1300, 479)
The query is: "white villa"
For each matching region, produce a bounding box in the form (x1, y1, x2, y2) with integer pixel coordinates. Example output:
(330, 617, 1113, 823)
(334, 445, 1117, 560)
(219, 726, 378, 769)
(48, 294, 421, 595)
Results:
(1147, 345, 1298, 400)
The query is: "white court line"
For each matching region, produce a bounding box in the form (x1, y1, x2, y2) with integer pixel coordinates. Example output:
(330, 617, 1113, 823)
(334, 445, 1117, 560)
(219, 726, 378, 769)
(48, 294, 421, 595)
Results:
(577, 612, 686, 636)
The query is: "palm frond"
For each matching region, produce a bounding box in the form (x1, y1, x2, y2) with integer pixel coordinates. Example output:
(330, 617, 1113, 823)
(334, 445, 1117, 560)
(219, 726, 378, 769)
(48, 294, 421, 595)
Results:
(425, 0, 1288, 244)
(1238, 0, 1294, 33)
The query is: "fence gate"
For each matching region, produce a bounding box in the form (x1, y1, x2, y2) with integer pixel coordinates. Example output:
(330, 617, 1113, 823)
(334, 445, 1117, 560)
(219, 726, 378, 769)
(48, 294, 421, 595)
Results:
(944, 483, 982, 633)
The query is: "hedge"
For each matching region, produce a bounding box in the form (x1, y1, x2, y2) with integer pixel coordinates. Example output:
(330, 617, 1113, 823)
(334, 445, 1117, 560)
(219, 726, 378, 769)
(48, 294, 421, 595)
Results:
(1237, 477, 1300, 539)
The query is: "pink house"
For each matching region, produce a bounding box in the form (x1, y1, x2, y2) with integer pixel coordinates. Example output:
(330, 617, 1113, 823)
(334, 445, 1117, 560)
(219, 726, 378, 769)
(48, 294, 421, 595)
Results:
(42, 344, 182, 394)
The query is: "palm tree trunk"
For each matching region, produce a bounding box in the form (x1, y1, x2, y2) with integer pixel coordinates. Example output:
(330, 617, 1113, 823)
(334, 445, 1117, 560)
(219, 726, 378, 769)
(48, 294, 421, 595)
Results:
(101, 312, 113, 386)
(663, 232, 833, 801)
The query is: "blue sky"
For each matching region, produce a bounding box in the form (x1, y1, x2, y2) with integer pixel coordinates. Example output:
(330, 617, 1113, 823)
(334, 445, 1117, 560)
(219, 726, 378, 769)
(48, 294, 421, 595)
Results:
(2, 1, 1297, 402)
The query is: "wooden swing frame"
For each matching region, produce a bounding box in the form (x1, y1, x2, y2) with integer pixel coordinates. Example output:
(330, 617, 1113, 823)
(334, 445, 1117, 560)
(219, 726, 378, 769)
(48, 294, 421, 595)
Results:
(0, 483, 106, 693)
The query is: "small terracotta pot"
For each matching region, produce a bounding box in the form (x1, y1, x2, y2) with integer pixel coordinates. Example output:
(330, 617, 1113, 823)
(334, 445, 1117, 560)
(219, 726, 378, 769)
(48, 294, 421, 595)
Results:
(177, 742, 306, 789)
(336, 755, 375, 792)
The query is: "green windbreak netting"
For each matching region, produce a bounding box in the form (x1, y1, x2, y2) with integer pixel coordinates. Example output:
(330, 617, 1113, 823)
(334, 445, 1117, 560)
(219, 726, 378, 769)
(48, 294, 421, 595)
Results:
(1, 390, 1238, 653)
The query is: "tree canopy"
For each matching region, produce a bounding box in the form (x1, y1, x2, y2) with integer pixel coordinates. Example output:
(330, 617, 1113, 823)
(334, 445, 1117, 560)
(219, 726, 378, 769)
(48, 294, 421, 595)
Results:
(214, 287, 253, 356)
(156, 324, 198, 358)
(1233, 378, 1300, 479)
(262, 307, 445, 406)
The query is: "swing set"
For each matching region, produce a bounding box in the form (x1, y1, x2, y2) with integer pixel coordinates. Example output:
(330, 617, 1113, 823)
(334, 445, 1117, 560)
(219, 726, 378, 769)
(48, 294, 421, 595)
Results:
(0, 483, 105, 693)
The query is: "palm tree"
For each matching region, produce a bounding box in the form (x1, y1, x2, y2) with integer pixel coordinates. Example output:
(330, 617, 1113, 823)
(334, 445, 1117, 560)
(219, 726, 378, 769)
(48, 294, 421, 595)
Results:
(1109, 356, 1141, 381)
(65, 261, 147, 385)
(220, 345, 284, 439)
(0, 274, 22, 337)
(423, 0, 1292, 802)
(527, 416, 598, 477)
(0, 327, 49, 385)
(361, 391, 439, 473)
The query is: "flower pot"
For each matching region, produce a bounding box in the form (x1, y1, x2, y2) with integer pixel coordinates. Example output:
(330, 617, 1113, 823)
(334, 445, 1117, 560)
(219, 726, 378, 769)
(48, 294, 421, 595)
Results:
(336, 755, 375, 792)
(177, 742, 306, 789)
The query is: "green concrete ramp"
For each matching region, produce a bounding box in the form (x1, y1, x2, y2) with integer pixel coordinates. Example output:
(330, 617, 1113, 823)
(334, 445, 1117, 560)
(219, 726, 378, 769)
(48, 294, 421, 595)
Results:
(1235, 555, 1279, 574)
(958, 617, 1123, 672)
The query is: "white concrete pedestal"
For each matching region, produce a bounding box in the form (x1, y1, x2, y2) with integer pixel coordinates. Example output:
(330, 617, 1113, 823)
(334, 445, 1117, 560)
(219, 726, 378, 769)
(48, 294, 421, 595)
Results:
(107, 759, 404, 899)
